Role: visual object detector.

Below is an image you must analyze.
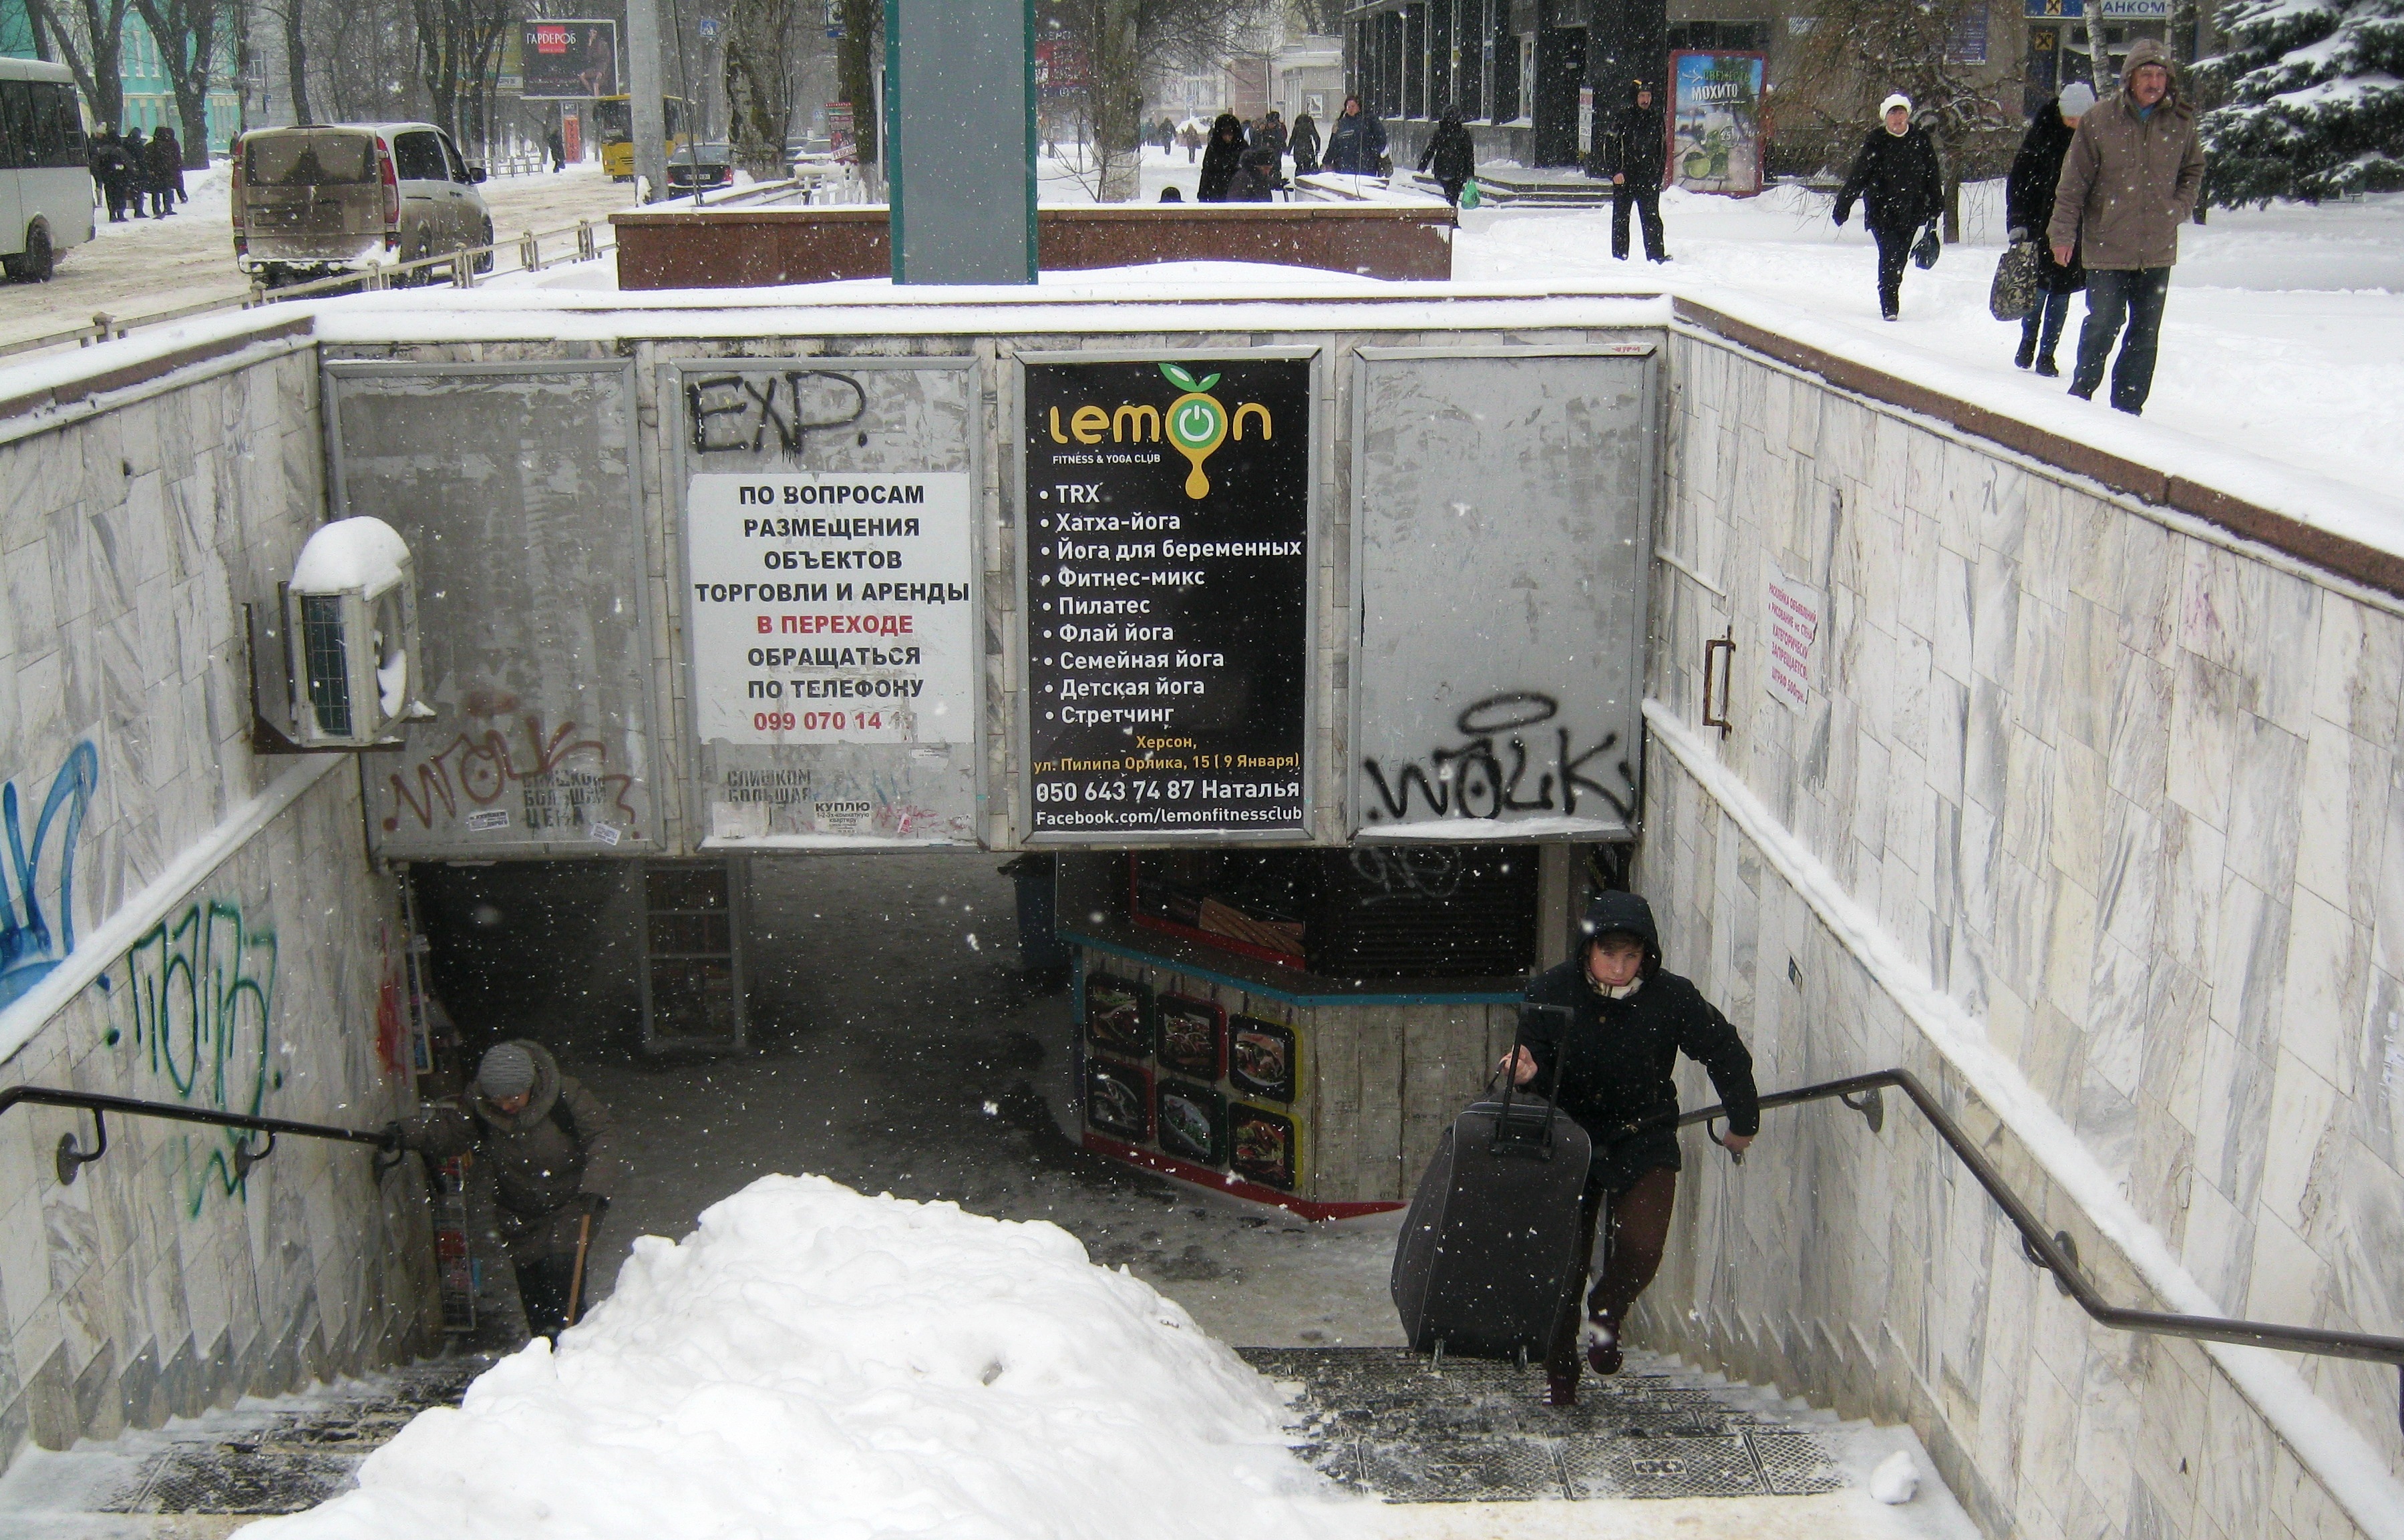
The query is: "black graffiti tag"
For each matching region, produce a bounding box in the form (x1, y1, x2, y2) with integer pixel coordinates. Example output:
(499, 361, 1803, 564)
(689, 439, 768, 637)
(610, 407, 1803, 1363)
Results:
(687, 370, 870, 455)
(1347, 845, 1467, 906)
(1361, 692, 1636, 824)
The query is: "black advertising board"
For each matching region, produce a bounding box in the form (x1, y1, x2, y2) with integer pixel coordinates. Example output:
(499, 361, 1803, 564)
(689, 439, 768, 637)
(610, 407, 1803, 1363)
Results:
(1021, 355, 1313, 841)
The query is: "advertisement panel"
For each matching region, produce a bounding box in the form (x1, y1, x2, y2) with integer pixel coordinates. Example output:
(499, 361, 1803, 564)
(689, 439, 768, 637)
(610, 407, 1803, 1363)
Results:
(677, 359, 981, 847)
(520, 19, 619, 100)
(1669, 51, 1766, 195)
(1018, 354, 1317, 843)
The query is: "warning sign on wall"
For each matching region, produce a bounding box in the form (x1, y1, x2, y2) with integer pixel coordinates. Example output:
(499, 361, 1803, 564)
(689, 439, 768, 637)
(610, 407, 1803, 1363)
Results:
(1765, 576, 1820, 712)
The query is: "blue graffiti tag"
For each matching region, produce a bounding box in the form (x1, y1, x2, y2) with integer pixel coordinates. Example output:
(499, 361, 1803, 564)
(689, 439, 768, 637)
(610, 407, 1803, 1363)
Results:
(0, 741, 100, 1010)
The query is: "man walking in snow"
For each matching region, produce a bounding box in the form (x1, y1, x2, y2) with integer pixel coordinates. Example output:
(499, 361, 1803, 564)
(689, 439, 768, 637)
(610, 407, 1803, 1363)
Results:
(2048, 40, 2206, 415)
(1501, 892, 1759, 1406)
(1833, 94, 1944, 320)
(392, 1040, 616, 1339)
(1599, 81, 1671, 262)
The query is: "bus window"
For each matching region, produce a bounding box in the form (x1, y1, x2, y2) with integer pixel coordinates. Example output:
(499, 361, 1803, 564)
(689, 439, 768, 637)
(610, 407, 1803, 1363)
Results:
(41, 83, 86, 164)
(0, 80, 31, 170)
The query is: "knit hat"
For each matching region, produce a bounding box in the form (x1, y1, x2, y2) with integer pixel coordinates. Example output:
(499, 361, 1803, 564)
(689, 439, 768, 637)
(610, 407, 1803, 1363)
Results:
(476, 1042, 536, 1101)
(1880, 93, 1913, 118)
(2057, 81, 2097, 117)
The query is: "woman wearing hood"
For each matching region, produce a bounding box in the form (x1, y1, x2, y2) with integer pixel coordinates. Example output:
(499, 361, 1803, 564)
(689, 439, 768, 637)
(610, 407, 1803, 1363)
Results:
(1833, 93, 1946, 320)
(1196, 112, 1248, 201)
(1417, 105, 1476, 206)
(1323, 95, 1387, 176)
(1502, 891, 1761, 1406)
(2005, 81, 2095, 375)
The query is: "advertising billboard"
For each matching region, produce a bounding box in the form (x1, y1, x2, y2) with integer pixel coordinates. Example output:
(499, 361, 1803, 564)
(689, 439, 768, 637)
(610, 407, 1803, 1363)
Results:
(1669, 51, 1766, 195)
(520, 19, 619, 100)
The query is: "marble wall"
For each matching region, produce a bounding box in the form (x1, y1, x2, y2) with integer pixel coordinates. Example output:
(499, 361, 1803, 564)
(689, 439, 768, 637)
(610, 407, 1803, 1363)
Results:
(0, 347, 439, 1473)
(1630, 332, 2404, 1540)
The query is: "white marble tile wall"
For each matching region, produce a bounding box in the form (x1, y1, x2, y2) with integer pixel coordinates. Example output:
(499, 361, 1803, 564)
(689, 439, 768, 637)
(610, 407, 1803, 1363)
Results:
(1632, 333, 2403, 1540)
(0, 353, 438, 1472)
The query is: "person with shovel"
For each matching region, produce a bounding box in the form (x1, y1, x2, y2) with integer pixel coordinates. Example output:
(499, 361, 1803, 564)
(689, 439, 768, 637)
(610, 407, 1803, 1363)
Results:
(393, 1040, 616, 1339)
(1501, 891, 1759, 1406)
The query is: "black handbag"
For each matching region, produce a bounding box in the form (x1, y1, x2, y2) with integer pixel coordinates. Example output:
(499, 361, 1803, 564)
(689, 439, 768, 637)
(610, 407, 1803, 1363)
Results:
(1912, 222, 1942, 270)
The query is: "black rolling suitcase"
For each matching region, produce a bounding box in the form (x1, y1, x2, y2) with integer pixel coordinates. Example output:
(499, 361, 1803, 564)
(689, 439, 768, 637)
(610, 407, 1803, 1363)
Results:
(1390, 1004, 1590, 1364)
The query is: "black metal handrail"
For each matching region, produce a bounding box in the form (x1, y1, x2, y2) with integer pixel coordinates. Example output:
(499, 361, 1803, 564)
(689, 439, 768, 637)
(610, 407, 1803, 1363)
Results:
(1673, 1067, 2404, 1431)
(0, 1084, 396, 1187)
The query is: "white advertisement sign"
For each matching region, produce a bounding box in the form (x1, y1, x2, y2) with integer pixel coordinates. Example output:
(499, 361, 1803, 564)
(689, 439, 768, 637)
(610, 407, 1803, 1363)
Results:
(1765, 576, 1821, 712)
(685, 472, 976, 749)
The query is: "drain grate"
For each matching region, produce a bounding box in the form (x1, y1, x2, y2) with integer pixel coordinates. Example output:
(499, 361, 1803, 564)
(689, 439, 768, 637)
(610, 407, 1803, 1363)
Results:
(1241, 1347, 1849, 1504)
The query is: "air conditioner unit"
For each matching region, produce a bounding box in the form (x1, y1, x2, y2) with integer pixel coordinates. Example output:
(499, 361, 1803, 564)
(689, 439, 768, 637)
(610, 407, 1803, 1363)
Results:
(264, 516, 435, 751)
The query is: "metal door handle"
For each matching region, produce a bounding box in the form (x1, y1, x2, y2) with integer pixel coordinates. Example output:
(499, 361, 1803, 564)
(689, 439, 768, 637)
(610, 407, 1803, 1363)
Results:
(1701, 636, 1734, 739)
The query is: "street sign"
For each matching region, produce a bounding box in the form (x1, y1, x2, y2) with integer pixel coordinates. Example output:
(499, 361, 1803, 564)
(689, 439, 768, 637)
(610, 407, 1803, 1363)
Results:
(697, 16, 720, 39)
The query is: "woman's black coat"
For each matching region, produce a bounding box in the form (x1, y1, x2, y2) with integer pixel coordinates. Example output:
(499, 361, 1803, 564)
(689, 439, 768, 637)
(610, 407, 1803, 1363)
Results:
(1835, 124, 1944, 236)
(2006, 104, 2087, 293)
(1196, 114, 1247, 201)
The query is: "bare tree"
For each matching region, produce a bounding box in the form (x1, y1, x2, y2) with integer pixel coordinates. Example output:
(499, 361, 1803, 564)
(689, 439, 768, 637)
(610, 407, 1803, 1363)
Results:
(834, 0, 877, 167)
(132, 0, 227, 164)
(408, 0, 512, 143)
(723, 0, 800, 177)
(1776, 0, 2020, 240)
(1042, 0, 1248, 200)
(26, 0, 132, 130)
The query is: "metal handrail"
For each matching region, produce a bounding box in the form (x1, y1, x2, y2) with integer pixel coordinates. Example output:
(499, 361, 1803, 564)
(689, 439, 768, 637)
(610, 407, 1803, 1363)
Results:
(1673, 1067, 2404, 1430)
(0, 1083, 395, 1188)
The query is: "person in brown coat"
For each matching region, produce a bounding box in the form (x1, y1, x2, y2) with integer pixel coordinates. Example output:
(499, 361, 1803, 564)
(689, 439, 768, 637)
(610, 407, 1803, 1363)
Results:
(2046, 40, 2205, 415)
(393, 1040, 616, 1338)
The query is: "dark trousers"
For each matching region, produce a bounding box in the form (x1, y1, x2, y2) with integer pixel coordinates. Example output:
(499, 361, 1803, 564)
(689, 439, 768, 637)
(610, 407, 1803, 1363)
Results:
(1612, 182, 1666, 260)
(2020, 286, 2074, 361)
(1543, 1164, 1678, 1380)
(1872, 223, 1915, 316)
(515, 1249, 589, 1338)
(2072, 267, 2172, 414)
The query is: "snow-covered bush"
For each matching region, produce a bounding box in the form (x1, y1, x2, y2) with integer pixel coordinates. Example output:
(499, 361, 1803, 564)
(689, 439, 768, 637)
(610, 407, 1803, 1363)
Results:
(2200, 0, 2404, 202)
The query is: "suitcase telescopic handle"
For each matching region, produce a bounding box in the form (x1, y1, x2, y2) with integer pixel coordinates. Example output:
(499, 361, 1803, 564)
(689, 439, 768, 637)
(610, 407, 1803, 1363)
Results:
(1496, 1002, 1577, 1157)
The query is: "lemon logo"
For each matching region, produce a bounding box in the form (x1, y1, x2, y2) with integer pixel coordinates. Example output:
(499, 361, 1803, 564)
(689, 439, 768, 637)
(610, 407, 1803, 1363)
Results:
(1160, 363, 1228, 499)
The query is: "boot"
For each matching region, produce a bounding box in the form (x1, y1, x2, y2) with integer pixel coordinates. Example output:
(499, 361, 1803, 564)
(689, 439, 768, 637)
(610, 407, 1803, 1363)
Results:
(2033, 351, 2059, 378)
(1582, 1315, 1624, 1376)
(2015, 335, 2036, 369)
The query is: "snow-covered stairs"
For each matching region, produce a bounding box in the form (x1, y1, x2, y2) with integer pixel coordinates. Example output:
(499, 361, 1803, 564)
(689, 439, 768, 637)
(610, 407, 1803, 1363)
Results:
(1240, 1346, 1864, 1503)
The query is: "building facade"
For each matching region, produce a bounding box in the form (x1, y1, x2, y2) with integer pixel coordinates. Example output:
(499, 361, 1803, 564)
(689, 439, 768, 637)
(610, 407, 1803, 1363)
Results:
(1, 0, 247, 149)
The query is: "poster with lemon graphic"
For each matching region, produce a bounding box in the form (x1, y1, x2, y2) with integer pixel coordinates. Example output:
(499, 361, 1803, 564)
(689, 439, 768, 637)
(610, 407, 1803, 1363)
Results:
(1021, 355, 1313, 840)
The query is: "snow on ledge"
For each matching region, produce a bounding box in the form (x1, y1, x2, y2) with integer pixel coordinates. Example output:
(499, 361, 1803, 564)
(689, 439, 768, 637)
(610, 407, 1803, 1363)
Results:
(1643, 699, 2404, 1540)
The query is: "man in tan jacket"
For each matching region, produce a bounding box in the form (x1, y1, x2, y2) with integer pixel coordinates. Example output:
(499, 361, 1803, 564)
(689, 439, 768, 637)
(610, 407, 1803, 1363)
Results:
(2047, 41, 2206, 415)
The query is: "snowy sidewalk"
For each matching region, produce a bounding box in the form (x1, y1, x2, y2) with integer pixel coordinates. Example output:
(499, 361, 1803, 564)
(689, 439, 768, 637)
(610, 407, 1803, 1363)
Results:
(1455, 184, 2404, 518)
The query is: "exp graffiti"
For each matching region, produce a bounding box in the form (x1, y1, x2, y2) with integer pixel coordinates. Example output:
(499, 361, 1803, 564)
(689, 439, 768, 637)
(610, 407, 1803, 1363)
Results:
(1, 741, 100, 1010)
(385, 715, 638, 835)
(1361, 693, 1637, 824)
(106, 900, 280, 1215)
(688, 371, 868, 455)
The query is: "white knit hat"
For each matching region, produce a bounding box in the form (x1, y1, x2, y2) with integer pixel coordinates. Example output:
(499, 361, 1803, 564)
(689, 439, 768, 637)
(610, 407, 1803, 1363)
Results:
(2057, 81, 2097, 116)
(1880, 93, 1913, 118)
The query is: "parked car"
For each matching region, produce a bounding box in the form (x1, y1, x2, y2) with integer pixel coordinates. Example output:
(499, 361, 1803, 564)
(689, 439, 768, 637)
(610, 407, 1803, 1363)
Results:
(0, 57, 95, 282)
(232, 122, 492, 285)
(664, 142, 735, 194)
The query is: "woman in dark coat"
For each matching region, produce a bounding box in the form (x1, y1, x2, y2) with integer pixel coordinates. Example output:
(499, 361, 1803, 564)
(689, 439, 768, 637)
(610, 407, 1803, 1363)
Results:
(1323, 95, 1386, 176)
(1832, 93, 1945, 320)
(1228, 146, 1282, 201)
(1417, 105, 1476, 205)
(1288, 112, 1321, 176)
(91, 128, 130, 222)
(120, 128, 150, 218)
(2004, 81, 2093, 375)
(146, 126, 185, 216)
(1195, 112, 1247, 202)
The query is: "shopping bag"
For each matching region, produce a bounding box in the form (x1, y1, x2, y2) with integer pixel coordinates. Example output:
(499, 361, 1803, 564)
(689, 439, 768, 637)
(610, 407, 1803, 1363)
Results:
(1459, 178, 1482, 209)
(1989, 240, 2039, 321)
(1912, 222, 1942, 270)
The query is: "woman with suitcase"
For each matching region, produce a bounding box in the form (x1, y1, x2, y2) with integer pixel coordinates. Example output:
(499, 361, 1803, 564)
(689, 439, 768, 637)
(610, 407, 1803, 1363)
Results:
(1503, 890, 1760, 1405)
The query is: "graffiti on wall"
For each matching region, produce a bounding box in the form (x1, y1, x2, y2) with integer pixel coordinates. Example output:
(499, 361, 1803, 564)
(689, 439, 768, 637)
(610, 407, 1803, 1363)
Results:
(0, 741, 100, 1010)
(383, 712, 637, 836)
(1360, 694, 1638, 825)
(104, 900, 283, 1215)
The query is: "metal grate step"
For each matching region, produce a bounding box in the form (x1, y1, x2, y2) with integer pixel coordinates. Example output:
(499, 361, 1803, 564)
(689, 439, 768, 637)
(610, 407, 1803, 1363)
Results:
(1238, 1346, 1846, 1503)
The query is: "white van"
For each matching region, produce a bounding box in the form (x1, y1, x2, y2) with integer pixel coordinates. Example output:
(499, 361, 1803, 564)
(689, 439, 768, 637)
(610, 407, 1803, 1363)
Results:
(0, 57, 95, 282)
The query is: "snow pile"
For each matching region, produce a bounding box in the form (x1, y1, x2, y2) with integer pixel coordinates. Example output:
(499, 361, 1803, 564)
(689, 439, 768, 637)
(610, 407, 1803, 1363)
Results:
(1867, 1451, 1919, 1505)
(290, 516, 411, 596)
(243, 1176, 1340, 1540)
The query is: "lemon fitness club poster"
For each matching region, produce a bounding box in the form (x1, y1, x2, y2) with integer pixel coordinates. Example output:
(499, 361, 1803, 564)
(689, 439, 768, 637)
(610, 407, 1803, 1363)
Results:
(1021, 358, 1311, 838)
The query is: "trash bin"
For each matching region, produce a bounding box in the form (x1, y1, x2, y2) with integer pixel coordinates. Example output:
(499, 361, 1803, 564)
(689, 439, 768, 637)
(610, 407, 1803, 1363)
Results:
(999, 854, 1073, 976)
